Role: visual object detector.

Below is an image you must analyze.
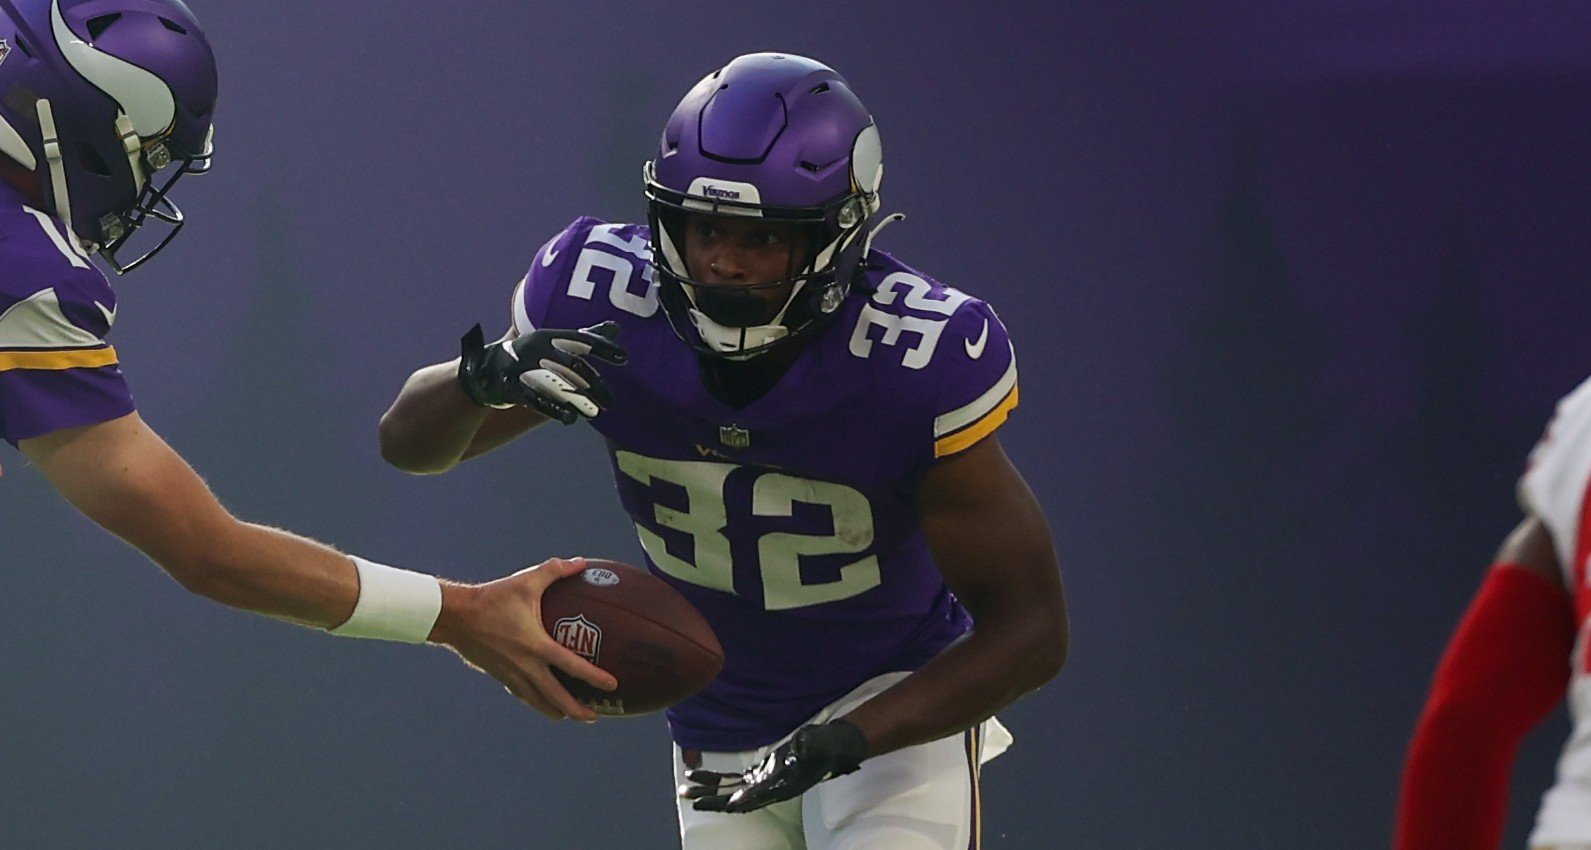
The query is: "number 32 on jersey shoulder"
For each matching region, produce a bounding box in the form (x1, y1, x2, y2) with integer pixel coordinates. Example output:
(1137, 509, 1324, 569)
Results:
(561, 225, 975, 371)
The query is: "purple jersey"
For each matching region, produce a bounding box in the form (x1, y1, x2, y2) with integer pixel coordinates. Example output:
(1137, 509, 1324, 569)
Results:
(514, 217, 1020, 751)
(0, 181, 133, 447)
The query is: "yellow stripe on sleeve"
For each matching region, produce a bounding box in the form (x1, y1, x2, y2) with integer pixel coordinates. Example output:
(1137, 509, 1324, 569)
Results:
(0, 346, 118, 372)
(934, 384, 1019, 458)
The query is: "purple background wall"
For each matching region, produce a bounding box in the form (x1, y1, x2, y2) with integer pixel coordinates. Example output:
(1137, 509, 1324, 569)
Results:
(3, 2, 1590, 846)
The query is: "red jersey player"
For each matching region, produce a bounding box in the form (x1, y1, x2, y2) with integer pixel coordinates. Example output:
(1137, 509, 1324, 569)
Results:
(1397, 376, 1591, 849)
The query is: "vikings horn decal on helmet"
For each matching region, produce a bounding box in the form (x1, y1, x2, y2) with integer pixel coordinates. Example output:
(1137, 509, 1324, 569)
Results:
(0, 0, 217, 273)
(644, 52, 887, 359)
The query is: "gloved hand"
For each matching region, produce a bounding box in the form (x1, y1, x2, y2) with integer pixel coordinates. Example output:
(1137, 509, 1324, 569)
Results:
(457, 321, 627, 423)
(678, 720, 868, 814)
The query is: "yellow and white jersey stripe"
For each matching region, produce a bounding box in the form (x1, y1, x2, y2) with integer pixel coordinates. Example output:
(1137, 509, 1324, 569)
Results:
(0, 188, 133, 443)
(0, 286, 119, 373)
(934, 344, 1018, 458)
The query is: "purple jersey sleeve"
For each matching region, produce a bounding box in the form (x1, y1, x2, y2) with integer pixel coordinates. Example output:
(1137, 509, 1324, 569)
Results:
(511, 216, 658, 336)
(0, 197, 135, 446)
(929, 299, 1017, 458)
(845, 257, 1019, 462)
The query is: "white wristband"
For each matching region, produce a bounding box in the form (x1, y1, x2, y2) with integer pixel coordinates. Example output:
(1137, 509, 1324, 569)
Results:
(329, 557, 443, 643)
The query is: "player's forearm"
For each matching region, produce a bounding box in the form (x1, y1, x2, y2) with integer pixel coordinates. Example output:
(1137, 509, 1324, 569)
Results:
(159, 519, 485, 644)
(378, 360, 493, 473)
(163, 519, 361, 626)
(841, 607, 1067, 759)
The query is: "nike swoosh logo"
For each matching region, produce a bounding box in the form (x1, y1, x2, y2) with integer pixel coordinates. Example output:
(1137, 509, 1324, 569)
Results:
(542, 245, 561, 267)
(95, 300, 116, 326)
(964, 319, 989, 359)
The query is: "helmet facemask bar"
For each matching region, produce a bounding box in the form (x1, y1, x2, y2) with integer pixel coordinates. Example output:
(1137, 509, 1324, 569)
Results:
(99, 124, 213, 274)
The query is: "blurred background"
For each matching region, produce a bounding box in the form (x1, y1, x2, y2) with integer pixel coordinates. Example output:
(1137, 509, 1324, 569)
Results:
(3, 1, 1590, 846)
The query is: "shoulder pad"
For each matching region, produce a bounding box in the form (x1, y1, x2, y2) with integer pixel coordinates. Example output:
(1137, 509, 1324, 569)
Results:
(842, 262, 1018, 457)
(514, 218, 659, 334)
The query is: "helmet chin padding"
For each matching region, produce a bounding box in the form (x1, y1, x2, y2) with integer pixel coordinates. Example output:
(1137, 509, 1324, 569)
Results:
(687, 307, 791, 357)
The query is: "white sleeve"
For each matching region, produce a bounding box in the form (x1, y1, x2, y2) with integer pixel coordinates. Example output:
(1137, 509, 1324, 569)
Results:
(1520, 375, 1591, 571)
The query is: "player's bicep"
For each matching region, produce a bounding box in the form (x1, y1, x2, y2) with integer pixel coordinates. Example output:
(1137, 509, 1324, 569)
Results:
(916, 436, 1059, 617)
(1496, 515, 1563, 587)
(21, 412, 233, 563)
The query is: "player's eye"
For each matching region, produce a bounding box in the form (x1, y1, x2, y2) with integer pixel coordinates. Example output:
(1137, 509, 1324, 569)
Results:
(749, 229, 786, 248)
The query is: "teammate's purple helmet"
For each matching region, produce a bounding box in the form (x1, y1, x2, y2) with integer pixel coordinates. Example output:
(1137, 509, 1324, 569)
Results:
(645, 52, 884, 359)
(0, 0, 216, 273)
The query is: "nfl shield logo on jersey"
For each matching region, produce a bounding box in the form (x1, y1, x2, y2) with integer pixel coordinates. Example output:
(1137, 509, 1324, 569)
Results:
(0, 40, 10, 67)
(553, 615, 602, 663)
(719, 424, 751, 449)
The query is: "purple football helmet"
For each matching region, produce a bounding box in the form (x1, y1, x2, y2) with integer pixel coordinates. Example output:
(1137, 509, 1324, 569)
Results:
(0, 0, 216, 273)
(645, 53, 885, 359)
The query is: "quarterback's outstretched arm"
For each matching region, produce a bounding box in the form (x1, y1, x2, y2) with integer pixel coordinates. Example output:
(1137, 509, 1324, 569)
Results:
(842, 435, 1069, 757)
(22, 412, 615, 720)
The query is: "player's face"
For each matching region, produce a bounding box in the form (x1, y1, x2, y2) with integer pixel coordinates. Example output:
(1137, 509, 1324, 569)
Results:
(683, 214, 807, 306)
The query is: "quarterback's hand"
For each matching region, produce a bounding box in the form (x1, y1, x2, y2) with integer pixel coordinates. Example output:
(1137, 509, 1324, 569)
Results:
(679, 720, 868, 813)
(457, 321, 628, 423)
(437, 557, 618, 721)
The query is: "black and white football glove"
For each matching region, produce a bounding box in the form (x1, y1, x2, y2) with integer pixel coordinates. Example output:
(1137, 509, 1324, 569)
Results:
(679, 720, 868, 814)
(457, 321, 628, 423)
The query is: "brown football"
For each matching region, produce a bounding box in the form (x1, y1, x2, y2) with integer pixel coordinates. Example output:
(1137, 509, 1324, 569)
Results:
(541, 558, 724, 716)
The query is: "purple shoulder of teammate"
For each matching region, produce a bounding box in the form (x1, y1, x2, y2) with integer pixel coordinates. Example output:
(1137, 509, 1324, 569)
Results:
(380, 51, 1068, 849)
(0, 0, 618, 725)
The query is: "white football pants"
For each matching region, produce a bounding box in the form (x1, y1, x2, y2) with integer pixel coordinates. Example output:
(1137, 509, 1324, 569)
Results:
(672, 672, 1013, 850)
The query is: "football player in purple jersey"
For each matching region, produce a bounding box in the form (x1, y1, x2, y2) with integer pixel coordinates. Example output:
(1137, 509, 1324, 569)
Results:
(0, 0, 615, 722)
(380, 53, 1069, 847)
